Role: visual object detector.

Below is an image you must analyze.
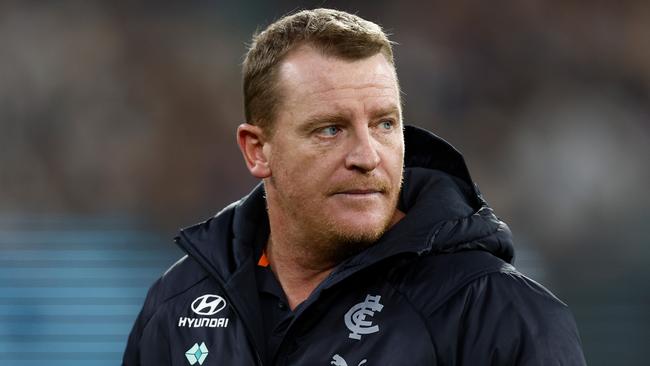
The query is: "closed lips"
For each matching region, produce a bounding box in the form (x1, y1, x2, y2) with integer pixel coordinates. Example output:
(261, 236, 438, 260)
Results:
(338, 189, 382, 194)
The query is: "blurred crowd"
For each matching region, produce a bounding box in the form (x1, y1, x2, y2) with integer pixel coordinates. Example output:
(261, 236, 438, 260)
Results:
(1, 1, 648, 363)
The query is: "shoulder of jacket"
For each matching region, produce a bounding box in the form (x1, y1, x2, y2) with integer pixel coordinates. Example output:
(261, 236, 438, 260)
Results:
(469, 265, 569, 309)
(157, 254, 211, 302)
(386, 250, 514, 314)
(400, 254, 585, 364)
(123, 255, 213, 362)
(139, 255, 210, 322)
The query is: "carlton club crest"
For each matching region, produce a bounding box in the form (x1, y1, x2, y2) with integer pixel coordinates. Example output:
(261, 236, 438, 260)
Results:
(344, 294, 384, 340)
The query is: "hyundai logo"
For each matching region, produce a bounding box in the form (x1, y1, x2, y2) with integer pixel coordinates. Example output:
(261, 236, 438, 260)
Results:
(191, 294, 227, 316)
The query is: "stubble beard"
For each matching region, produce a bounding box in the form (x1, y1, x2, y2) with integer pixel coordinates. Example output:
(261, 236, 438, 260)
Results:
(268, 174, 402, 266)
(315, 210, 395, 265)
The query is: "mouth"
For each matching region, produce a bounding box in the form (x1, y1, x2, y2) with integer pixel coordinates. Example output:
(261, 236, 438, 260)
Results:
(328, 179, 390, 198)
(338, 189, 382, 194)
(333, 188, 385, 196)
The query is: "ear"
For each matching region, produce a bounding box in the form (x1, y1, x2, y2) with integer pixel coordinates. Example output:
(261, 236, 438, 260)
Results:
(237, 123, 272, 179)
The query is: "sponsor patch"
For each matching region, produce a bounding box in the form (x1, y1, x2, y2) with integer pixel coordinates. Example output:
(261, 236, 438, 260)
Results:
(185, 342, 209, 365)
(178, 294, 230, 328)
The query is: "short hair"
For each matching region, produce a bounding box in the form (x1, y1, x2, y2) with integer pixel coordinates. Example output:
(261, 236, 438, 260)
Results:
(242, 8, 396, 134)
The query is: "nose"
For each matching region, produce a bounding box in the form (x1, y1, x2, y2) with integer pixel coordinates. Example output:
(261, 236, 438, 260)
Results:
(344, 127, 381, 172)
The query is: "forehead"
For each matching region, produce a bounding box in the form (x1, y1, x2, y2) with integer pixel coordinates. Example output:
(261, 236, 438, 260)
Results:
(276, 45, 400, 116)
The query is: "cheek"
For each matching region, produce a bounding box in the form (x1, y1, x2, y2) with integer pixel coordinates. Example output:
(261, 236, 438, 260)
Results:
(271, 148, 323, 187)
(382, 140, 405, 176)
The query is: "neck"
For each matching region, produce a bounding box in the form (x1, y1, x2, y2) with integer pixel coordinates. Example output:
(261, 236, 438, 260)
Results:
(264, 209, 406, 310)
(266, 233, 336, 310)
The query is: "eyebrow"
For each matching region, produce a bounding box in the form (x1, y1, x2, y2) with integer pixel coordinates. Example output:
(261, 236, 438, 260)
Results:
(300, 105, 401, 133)
(369, 105, 401, 119)
(300, 112, 350, 133)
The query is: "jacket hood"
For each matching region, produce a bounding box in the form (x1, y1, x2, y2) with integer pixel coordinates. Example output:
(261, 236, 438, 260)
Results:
(176, 125, 514, 284)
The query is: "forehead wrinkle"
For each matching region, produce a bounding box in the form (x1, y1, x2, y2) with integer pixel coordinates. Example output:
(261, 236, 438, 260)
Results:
(286, 83, 398, 109)
(285, 89, 398, 119)
(299, 69, 397, 96)
(306, 82, 395, 97)
(280, 60, 397, 100)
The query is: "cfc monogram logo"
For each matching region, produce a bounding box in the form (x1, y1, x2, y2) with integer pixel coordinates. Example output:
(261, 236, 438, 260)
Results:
(344, 294, 384, 340)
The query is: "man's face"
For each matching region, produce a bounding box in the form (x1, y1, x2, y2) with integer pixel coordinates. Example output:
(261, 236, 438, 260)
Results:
(263, 45, 404, 253)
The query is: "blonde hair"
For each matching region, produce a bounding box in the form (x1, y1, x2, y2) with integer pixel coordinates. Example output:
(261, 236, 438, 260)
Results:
(242, 8, 396, 133)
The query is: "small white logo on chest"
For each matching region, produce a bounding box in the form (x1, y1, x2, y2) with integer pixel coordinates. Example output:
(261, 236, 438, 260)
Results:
(191, 294, 226, 316)
(185, 342, 209, 365)
(331, 354, 368, 366)
(344, 294, 384, 340)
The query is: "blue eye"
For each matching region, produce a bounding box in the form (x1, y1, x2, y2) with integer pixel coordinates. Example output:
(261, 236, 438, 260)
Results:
(320, 126, 340, 136)
(379, 120, 394, 130)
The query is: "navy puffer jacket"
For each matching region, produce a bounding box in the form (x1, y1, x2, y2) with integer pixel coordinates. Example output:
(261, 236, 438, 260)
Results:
(123, 125, 586, 365)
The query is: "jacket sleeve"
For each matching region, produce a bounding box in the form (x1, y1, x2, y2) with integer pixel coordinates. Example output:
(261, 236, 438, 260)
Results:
(454, 270, 587, 365)
(122, 278, 170, 366)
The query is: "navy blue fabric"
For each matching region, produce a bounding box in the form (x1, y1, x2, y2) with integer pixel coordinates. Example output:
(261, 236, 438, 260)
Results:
(123, 125, 586, 365)
(255, 264, 293, 364)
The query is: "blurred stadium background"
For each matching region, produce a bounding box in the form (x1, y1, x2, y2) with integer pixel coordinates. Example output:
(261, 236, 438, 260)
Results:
(1, 1, 648, 365)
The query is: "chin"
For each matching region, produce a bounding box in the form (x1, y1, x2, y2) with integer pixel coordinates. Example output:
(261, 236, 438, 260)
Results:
(317, 225, 385, 264)
(330, 217, 390, 244)
(311, 213, 394, 264)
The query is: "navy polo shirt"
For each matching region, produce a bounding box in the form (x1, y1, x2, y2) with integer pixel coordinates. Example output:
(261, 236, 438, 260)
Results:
(255, 256, 294, 365)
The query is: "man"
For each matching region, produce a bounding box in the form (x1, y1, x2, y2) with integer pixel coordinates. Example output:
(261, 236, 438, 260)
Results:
(124, 8, 586, 366)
